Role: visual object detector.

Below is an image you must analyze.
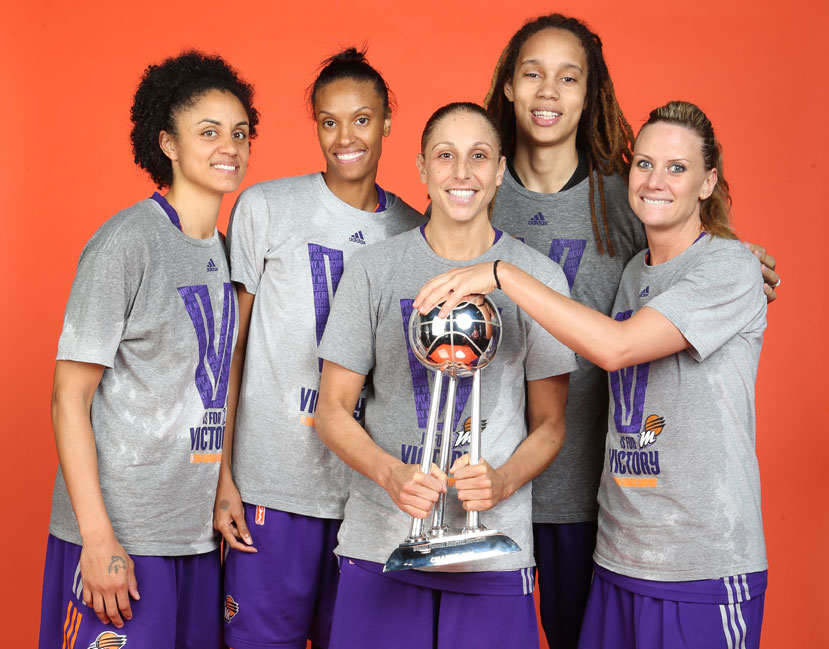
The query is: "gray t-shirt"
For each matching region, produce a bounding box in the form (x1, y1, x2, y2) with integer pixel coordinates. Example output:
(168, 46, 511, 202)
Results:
(319, 228, 577, 571)
(595, 235, 767, 580)
(50, 198, 238, 556)
(491, 168, 648, 523)
(227, 173, 424, 518)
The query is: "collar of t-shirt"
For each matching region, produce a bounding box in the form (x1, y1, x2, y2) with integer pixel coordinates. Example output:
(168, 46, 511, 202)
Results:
(375, 184, 387, 213)
(644, 231, 707, 266)
(151, 184, 384, 231)
(419, 224, 504, 247)
(150, 192, 182, 231)
(507, 147, 589, 192)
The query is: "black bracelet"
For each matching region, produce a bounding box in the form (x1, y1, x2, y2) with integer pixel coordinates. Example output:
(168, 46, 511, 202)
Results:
(493, 259, 502, 290)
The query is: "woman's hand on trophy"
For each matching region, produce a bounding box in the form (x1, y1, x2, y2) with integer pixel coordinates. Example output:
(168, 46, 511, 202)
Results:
(450, 454, 509, 511)
(414, 262, 498, 317)
(213, 472, 258, 553)
(383, 462, 447, 518)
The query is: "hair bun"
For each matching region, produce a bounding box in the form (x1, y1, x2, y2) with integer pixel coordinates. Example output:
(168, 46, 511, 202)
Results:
(332, 47, 367, 63)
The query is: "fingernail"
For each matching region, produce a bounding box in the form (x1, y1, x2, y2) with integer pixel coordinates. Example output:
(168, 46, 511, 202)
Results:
(761, 264, 767, 272)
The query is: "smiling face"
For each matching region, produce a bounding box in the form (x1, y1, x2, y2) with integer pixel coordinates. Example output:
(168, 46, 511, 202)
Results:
(314, 78, 391, 187)
(417, 110, 505, 225)
(628, 122, 718, 234)
(160, 89, 250, 197)
(504, 27, 588, 152)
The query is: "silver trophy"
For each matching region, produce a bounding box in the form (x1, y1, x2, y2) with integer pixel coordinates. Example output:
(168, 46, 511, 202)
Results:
(384, 296, 520, 571)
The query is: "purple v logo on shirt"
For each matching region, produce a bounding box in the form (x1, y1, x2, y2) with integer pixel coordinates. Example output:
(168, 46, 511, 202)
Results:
(178, 282, 236, 409)
(548, 238, 587, 291)
(609, 310, 650, 434)
(308, 244, 345, 372)
(399, 299, 472, 432)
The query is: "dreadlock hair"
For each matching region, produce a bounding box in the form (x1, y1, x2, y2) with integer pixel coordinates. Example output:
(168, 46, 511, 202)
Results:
(484, 14, 634, 255)
(306, 47, 395, 119)
(642, 101, 736, 240)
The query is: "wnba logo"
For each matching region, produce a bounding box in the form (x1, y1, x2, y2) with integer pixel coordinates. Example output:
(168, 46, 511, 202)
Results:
(87, 631, 127, 649)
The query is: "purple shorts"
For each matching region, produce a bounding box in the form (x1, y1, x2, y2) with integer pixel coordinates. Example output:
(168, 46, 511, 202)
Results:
(578, 563, 767, 649)
(223, 503, 340, 649)
(329, 557, 538, 649)
(38, 534, 222, 649)
(534, 520, 598, 649)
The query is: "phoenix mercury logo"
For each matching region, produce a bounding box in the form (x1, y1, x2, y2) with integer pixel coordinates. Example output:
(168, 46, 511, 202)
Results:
(224, 595, 240, 623)
(87, 631, 127, 649)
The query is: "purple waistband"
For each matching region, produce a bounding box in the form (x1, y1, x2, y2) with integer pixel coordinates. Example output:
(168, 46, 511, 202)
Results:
(593, 563, 767, 604)
(344, 557, 534, 596)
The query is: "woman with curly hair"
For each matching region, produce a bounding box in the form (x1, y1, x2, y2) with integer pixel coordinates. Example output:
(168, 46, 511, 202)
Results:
(38, 51, 258, 649)
(213, 48, 422, 649)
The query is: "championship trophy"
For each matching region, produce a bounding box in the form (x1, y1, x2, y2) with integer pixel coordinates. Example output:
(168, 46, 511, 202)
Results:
(383, 297, 520, 571)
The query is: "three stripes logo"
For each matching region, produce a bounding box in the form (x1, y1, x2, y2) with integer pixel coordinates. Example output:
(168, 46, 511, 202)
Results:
(639, 286, 650, 298)
(206, 258, 219, 272)
(528, 212, 548, 226)
(349, 231, 366, 245)
(62, 601, 83, 649)
(87, 632, 128, 649)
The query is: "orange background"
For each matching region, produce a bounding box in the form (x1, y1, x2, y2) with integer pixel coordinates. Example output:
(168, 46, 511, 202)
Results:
(3, 1, 827, 646)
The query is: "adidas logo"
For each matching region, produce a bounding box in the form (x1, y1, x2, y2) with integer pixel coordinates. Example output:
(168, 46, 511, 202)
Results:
(639, 286, 650, 298)
(206, 259, 219, 272)
(528, 212, 548, 226)
(349, 231, 366, 245)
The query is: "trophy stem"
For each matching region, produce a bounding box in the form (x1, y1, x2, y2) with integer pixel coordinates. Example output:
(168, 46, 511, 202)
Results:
(407, 369, 444, 541)
(465, 369, 483, 532)
(430, 374, 457, 534)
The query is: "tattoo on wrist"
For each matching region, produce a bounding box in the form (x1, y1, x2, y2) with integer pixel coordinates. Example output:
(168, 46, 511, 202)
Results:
(108, 555, 127, 574)
(220, 499, 230, 511)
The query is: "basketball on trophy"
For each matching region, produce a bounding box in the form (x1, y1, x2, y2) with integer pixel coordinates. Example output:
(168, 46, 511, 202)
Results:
(408, 296, 502, 376)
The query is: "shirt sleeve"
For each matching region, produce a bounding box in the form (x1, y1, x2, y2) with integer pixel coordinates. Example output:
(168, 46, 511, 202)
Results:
(56, 244, 133, 368)
(524, 259, 579, 381)
(227, 185, 270, 295)
(319, 254, 376, 376)
(645, 245, 767, 362)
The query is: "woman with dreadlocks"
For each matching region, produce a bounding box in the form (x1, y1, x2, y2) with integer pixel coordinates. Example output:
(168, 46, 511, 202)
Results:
(481, 14, 778, 648)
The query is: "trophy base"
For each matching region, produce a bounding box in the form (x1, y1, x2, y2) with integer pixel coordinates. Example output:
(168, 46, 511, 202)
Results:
(383, 528, 520, 572)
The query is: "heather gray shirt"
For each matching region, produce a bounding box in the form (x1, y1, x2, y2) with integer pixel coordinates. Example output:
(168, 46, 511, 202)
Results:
(227, 173, 424, 518)
(50, 198, 238, 555)
(319, 228, 577, 571)
(492, 168, 648, 523)
(595, 236, 767, 580)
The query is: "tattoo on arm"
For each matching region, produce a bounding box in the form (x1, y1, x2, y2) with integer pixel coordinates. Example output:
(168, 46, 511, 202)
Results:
(108, 555, 127, 574)
(220, 499, 230, 511)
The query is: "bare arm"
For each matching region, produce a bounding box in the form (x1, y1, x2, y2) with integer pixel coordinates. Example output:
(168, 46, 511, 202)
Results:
(451, 373, 569, 510)
(414, 261, 688, 372)
(316, 360, 447, 518)
(212, 284, 257, 552)
(52, 360, 139, 627)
